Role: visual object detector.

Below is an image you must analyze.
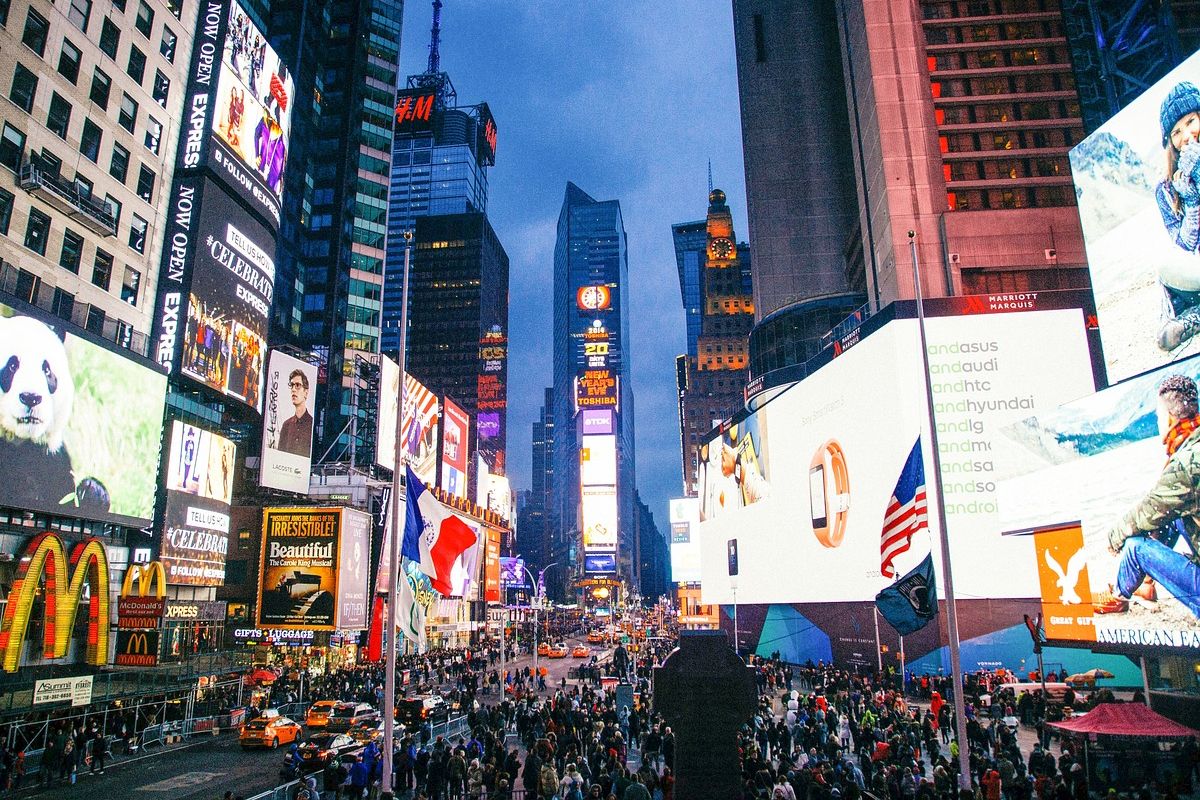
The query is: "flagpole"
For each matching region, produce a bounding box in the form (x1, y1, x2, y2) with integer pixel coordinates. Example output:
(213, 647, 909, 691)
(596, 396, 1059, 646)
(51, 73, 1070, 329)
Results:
(873, 607, 883, 674)
(909, 231, 972, 791)
(381, 230, 413, 800)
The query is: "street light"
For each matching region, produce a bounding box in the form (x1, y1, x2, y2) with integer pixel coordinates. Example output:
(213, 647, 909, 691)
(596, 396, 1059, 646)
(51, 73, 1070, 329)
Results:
(515, 558, 557, 679)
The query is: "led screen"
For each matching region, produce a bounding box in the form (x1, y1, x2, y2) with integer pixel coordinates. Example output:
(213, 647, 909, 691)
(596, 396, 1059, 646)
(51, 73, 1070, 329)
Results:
(698, 309, 1095, 605)
(1070, 47, 1200, 383)
(499, 556, 526, 587)
(440, 397, 469, 499)
(375, 355, 439, 481)
(162, 421, 236, 586)
(585, 552, 617, 574)
(669, 497, 701, 584)
(582, 488, 618, 549)
(999, 355, 1200, 650)
(580, 434, 617, 486)
(259, 350, 317, 493)
(0, 305, 166, 527)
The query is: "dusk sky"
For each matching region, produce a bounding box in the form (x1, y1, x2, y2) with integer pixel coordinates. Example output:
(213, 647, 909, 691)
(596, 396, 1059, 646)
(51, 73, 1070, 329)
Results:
(398, 1, 750, 530)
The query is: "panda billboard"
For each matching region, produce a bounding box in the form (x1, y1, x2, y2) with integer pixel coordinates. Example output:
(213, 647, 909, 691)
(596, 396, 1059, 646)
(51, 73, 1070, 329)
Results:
(0, 304, 167, 527)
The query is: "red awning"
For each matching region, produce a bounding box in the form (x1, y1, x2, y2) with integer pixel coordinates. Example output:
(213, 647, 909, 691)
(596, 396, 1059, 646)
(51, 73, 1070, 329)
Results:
(1048, 703, 1199, 739)
(247, 668, 278, 684)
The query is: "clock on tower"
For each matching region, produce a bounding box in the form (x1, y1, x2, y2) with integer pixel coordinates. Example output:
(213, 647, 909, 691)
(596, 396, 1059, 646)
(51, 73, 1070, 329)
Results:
(710, 237, 734, 260)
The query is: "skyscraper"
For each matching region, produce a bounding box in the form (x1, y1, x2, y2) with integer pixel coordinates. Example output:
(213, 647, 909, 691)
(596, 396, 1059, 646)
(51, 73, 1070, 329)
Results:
(551, 182, 636, 593)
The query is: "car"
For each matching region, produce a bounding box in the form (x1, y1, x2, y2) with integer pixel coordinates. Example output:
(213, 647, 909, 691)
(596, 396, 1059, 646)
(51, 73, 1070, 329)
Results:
(325, 702, 380, 733)
(305, 700, 339, 729)
(586, 631, 604, 644)
(547, 642, 569, 658)
(294, 732, 363, 771)
(347, 718, 391, 746)
(537, 642, 551, 657)
(571, 645, 591, 658)
(240, 716, 302, 749)
(395, 695, 448, 727)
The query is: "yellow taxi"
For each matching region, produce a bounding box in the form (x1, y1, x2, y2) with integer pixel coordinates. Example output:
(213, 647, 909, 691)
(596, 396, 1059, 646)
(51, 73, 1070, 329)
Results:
(571, 645, 591, 658)
(586, 631, 604, 644)
(240, 715, 303, 749)
(547, 642, 569, 658)
(305, 700, 338, 729)
(537, 642, 551, 657)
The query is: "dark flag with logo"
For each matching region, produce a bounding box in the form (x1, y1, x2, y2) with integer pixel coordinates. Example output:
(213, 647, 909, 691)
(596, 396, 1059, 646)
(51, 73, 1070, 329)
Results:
(875, 552, 939, 636)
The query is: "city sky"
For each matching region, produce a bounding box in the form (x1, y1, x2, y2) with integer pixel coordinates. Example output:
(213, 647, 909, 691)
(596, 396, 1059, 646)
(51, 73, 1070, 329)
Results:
(398, 1, 750, 530)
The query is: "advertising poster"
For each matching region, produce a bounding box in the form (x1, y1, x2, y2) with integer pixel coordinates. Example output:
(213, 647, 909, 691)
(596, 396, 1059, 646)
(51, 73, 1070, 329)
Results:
(336, 509, 370, 630)
(698, 308, 1095, 606)
(440, 397, 469, 499)
(1070, 47, 1200, 382)
(582, 488, 618, 549)
(209, 0, 293, 229)
(0, 305, 166, 526)
(179, 187, 273, 412)
(161, 421, 236, 586)
(375, 356, 439, 482)
(499, 556, 526, 587)
(999, 355, 1200, 650)
(484, 527, 501, 602)
(580, 435, 617, 486)
(584, 552, 617, 573)
(258, 507, 341, 630)
(477, 323, 507, 476)
(669, 497, 702, 583)
(260, 350, 317, 493)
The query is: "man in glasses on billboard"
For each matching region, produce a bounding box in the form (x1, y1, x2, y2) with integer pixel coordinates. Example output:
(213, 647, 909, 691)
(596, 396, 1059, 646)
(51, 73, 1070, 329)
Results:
(277, 370, 313, 457)
(1106, 374, 1200, 618)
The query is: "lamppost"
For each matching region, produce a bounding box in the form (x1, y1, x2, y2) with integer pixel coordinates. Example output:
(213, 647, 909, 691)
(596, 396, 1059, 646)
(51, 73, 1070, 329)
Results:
(518, 559, 557, 678)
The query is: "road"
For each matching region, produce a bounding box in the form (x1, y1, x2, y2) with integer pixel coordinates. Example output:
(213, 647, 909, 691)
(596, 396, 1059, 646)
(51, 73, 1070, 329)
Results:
(19, 640, 616, 800)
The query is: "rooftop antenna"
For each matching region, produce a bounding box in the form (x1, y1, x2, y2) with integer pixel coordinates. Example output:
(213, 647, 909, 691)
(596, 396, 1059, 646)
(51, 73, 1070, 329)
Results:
(427, 0, 443, 75)
(707, 160, 713, 193)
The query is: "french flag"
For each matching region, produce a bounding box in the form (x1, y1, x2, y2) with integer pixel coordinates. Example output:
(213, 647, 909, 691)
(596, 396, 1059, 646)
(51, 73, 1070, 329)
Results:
(402, 466, 477, 596)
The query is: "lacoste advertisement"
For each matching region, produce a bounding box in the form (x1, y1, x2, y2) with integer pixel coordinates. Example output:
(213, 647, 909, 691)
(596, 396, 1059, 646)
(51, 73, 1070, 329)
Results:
(259, 350, 317, 493)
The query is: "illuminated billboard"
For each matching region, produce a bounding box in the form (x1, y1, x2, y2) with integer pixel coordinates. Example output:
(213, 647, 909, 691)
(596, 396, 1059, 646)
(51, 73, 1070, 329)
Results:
(999, 355, 1200, 650)
(484, 526, 501, 602)
(440, 397, 469, 499)
(574, 369, 619, 413)
(0, 305, 166, 527)
(477, 323, 508, 476)
(162, 421, 236, 586)
(476, 102, 497, 166)
(698, 308, 1095, 605)
(584, 552, 617, 574)
(582, 488, 618, 549)
(669, 497, 702, 584)
(394, 88, 437, 134)
(1070, 47, 1200, 383)
(500, 557, 526, 587)
(375, 355, 439, 482)
(260, 350, 317, 493)
(580, 435, 617, 486)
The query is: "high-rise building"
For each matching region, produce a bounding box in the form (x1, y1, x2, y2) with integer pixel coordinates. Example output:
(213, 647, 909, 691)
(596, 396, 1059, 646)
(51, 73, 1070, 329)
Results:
(672, 189, 754, 497)
(551, 182, 636, 593)
(634, 493, 669, 601)
(518, 387, 554, 576)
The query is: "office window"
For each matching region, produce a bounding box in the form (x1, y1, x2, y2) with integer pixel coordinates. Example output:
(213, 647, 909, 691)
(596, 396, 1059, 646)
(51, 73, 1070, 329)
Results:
(74, 174, 92, 199)
(80, 119, 102, 162)
(152, 70, 170, 108)
(37, 148, 60, 176)
(67, 0, 91, 33)
(58, 40, 82, 83)
(0, 124, 25, 172)
(104, 195, 121, 226)
(99, 18, 119, 59)
(109, 143, 129, 182)
(121, 266, 140, 305)
(135, 1, 153, 36)
(0, 0, 8, 27)
(160, 28, 177, 62)
(9, 63, 37, 113)
(91, 249, 113, 290)
(21, 8, 48, 56)
(0, 188, 13, 235)
(24, 208, 50, 255)
(144, 117, 162, 155)
(59, 228, 84, 273)
(111, 0, 126, 10)
(89, 68, 111, 109)
(136, 165, 154, 202)
(126, 46, 146, 83)
(128, 214, 146, 253)
(46, 93, 72, 139)
(166, 0, 181, 20)
(118, 94, 137, 132)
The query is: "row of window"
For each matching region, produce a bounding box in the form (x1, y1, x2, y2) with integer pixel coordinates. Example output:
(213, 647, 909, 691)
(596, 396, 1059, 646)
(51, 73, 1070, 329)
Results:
(944, 155, 1068, 180)
(0, 186, 142, 303)
(940, 127, 1080, 152)
(936, 99, 1080, 125)
(934, 72, 1076, 98)
(947, 185, 1074, 210)
(922, 0, 1061, 19)
(930, 44, 1069, 72)
(927, 19, 1063, 45)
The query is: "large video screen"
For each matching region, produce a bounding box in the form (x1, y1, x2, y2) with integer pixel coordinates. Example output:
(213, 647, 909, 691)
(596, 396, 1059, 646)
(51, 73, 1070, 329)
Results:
(260, 350, 317, 493)
(375, 356, 439, 482)
(1071, 47, 1200, 383)
(499, 556, 526, 587)
(580, 434, 616, 486)
(582, 487, 618, 549)
(162, 421, 236, 585)
(0, 306, 167, 526)
(337, 508, 370, 630)
(179, 186, 273, 411)
(669, 497, 701, 584)
(999, 356, 1200, 650)
(440, 397, 469, 499)
(698, 309, 1095, 605)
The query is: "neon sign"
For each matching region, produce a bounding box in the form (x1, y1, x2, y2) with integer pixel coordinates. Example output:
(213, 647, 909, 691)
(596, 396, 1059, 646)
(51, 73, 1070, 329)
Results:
(395, 90, 436, 131)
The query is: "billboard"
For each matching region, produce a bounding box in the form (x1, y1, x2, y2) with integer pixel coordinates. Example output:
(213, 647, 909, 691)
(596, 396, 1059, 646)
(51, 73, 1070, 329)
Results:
(440, 397, 469, 499)
(0, 305, 166, 527)
(581, 409, 613, 435)
(260, 350, 317, 493)
(161, 421, 236, 586)
(477, 323, 507, 476)
(580, 434, 617, 486)
(499, 556, 526, 587)
(584, 552, 617, 574)
(484, 526, 501, 602)
(999, 355, 1200, 650)
(375, 355, 439, 482)
(669, 497, 702, 584)
(1070, 47, 1200, 383)
(582, 487, 618, 549)
(574, 369, 618, 413)
(394, 88, 437, 134)
(258, 507, 342, 630)
(698, 308, 1095, 605)
(476, 102, 497, 166)
(336, 508, 370, 630)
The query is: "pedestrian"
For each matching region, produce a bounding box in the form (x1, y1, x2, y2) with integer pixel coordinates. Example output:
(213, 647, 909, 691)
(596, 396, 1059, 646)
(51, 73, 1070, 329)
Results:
(90, 724, 107, 774)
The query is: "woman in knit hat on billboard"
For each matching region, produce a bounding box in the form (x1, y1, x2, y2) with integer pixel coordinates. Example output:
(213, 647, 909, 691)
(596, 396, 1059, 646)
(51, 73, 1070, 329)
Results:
(1156, 80, 1200, 350)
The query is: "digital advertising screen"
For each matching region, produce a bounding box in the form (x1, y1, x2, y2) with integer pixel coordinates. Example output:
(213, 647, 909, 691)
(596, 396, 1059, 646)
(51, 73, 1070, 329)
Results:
(476, 102, 497, 166)
(484, 526, 501, 602)
(499, 556, 526, 587)
(179, 185, 273, 411)
(580, 434, 617, 486)
(669, 497, 702, 584)
(440, 397, 469, 499)
(582, 487, 618, 549)
(1070, 47, 1200, 383)
(394, 88, 437, 134)
(336, 508, 370, 630)
(580, 409, 613, 435)
(999, 355, 1200, 650)
(477, 323, 508, 477)
(162, 421, 237, 586)
(260, 350, 317, 493)
(375, 356, 439, 482)
(698, 308, 1095, 606)
(0, 305, 166, 527)
(258, 507, 341, 630)
(584, 552, 617, 574)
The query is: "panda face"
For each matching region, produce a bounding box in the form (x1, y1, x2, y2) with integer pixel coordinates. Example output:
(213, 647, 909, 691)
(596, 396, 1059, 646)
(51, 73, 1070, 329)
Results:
(0, 315, 74, 452)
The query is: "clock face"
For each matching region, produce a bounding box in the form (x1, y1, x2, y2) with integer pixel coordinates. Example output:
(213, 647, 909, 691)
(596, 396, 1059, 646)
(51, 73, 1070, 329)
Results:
(576, 285, 612, 311)
(711, 238, 733, 259)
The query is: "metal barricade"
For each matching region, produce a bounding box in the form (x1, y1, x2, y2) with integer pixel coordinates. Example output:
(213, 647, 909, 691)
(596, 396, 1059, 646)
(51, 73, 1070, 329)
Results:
(430, 714, 470, 741)
(245, 777, 301, 800)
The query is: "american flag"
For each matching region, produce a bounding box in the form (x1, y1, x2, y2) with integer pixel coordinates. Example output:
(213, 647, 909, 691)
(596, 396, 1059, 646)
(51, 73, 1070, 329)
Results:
(881, 439, 928, 579)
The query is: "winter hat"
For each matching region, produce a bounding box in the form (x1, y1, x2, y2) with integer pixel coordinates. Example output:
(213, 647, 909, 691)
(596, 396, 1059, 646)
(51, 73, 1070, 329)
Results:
(1161, 82, 1200, 146)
